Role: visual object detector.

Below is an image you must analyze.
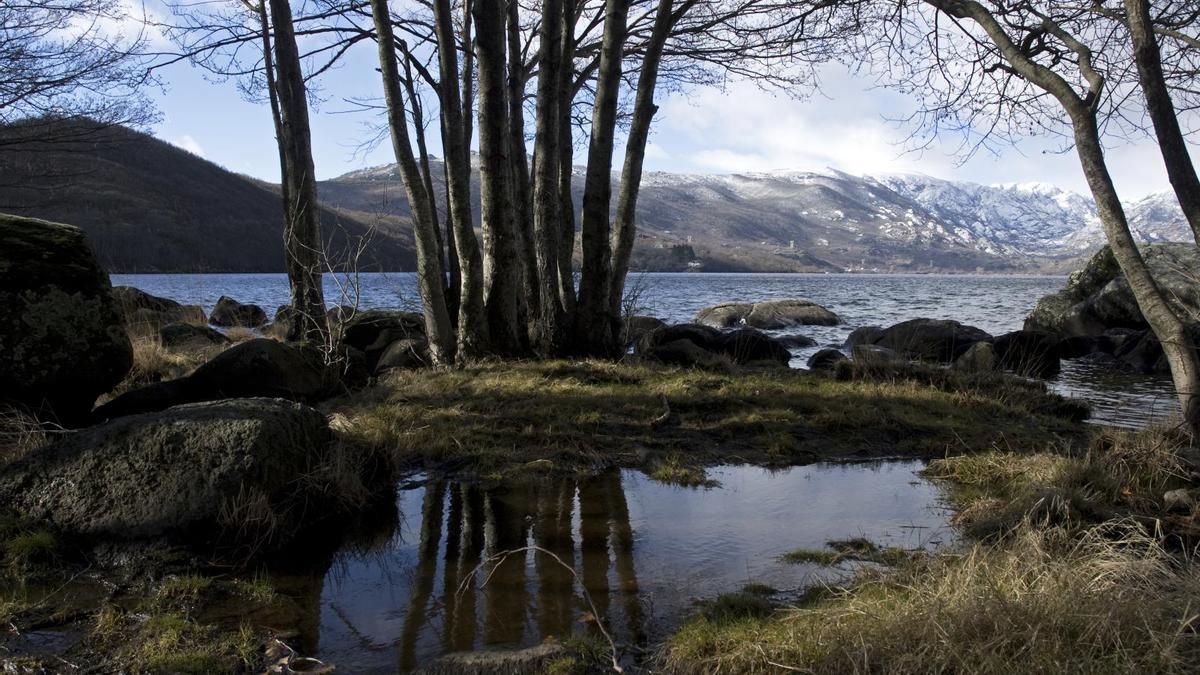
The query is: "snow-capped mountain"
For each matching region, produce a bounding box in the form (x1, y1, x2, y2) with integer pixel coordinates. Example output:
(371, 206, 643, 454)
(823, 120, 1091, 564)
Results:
(323, 161, 1193, 273)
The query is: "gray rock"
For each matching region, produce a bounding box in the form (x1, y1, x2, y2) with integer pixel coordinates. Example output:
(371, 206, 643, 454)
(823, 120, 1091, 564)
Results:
(0, 398, 333, 545)
(1164, 488, 1198, 513)
(993, 330, 1061, 378)
(0, 213, 132, 425)
(695, 299, 839, 329)
(851, 344, 901, 366)
(94, 339, 334, 420)
(954, 341, 999, 373)
(807, 348, 848, 371)
(159, 322, 230, 350)
(1026, 244, 1200, 336)
(621, 315, 667, 347)
(638, 324, 791, 367)
(873, 318, 992, 363)
(112, 286, 206, 331)
(339, 309, 426, 371)
(210, 295, 267, 328)
(375, 338, 430, 372)
(845, 325, 884, 348)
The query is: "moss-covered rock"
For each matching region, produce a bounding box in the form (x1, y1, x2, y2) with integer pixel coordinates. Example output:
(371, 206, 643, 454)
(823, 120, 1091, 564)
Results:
(0, 213, 131, 424)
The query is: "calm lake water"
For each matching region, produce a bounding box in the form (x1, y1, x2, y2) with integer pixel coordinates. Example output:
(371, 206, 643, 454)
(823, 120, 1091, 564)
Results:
(112, 271, 1180, 427)
(276, 463, 951, 672)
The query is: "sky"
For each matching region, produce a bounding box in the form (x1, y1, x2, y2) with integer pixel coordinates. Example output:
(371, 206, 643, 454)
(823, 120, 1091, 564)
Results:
(149, 50, 1182, 201)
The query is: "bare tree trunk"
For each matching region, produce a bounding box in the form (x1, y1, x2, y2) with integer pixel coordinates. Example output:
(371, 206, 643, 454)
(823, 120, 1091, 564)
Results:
(369, 0, 456, 363)
(1072, 111, 1200, 428)
(556, 0, 577, 312)
(401, 52, 448, 300)
(506, 0, 540, 323)
(1124, 0, 1200, 243)
(462, 0, 476, 148)
(608, 0, 674, 318)
(929, 0, 1200, 430)
(573, 0, 627, 356)
(529, 0, 567, 353)
(266, 0, 328, 345)
(475, 0, 526, 354)
(434, 0, 489, 357)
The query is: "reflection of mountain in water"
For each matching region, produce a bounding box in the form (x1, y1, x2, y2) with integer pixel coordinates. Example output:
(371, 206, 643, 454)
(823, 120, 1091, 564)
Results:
(309, 472, 646, 671)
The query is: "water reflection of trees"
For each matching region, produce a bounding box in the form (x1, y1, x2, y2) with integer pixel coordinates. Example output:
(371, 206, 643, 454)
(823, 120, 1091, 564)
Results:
(396, 470, 646, 670)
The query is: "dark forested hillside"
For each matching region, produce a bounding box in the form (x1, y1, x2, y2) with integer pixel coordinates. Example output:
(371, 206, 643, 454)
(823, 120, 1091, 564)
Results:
(0, 120, 415, 272)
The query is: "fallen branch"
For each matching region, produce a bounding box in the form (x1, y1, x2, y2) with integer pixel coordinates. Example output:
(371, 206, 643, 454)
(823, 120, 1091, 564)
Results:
(651, 394, 671, 428)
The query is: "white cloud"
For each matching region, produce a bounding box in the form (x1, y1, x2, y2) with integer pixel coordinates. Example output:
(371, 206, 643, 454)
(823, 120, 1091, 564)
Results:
(644, 65, 1181, 200)
(173, 134, 205, 157)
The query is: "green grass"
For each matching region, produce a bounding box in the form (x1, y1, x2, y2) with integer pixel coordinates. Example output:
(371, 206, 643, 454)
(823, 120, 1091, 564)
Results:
(326, 360, 1085, 478)
(663, 425, 1200, 674)
(779, 538, 915, 567)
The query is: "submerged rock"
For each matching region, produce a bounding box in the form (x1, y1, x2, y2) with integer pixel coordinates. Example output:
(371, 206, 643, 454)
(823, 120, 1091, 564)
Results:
(777, 334, 817, 348)
(210, 295, 268, 328)
(873, 318, 992, 363)
(0, 213, 132, 425)
(695, 299, 840, 329)
(0, 398, 333, 545)
(415, 642, 571, 675)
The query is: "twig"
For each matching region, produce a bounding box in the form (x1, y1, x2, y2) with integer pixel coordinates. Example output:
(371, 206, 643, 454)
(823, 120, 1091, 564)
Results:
(457, 545, 624, 673)
(651, 394, 671, 428)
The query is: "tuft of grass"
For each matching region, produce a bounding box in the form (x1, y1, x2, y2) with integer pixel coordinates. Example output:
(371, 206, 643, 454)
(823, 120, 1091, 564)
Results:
(780, 538, 916, 567)
(0, 407, 50, 466)
(664, 523, 1200, 674)
(698, 586, 778, 623)
(230, 575, 276, 605)
(222, 326, 260, 343)
(924, 425, 1190, 539)
(106, 334, 220, 399)
(153, 574, 213, 610)
(648, 454, 718, 487)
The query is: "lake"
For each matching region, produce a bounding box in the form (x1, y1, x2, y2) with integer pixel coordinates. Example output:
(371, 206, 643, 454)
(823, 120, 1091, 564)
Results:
(112, 271, 1180, 428)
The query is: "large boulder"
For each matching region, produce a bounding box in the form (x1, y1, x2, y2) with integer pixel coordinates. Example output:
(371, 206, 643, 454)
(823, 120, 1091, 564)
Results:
(954, 341, 999, 373)
(375, 338, 430, 372)
(94, 339, 335, 420)
(0, 398, 334, 546)
(845, 325, 884, 348)
(210, 295, 268, 328)
(111, 286, 206, 331)
(0, 214, 132, 425)
(695, 299, 839, 329)
(637, 324, 791, 367)
(993, 330, 1061, 378)
(1026, 244, 1200, 337)
(339, 309, 425, 371)
(873, 318, 992, 363)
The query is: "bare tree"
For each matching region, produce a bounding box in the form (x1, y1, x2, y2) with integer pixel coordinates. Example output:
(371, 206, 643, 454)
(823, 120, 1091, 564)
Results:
(0, 0, 156, 138)
(896, 0, 1200, 429)
(369, 0, 456, 363)
(268, 0, 328, 345)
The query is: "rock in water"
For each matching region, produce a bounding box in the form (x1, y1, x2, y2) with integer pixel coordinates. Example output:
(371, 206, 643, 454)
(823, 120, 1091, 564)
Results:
(0, 213, 132, 425)
(695, 299, 839, 328)
(874, 318, 992, 363)
(210, 295, 268, 328)
(1026, 244, 1200, 336)
(0, 398, 333, 545)
(954, 341, 999, 373)
(993, 330, 1061, 378)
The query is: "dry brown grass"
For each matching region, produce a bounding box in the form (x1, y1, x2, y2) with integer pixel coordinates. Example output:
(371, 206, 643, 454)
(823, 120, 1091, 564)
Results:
(0, 407, 53, 467)
(663, 425, 1200, 674)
